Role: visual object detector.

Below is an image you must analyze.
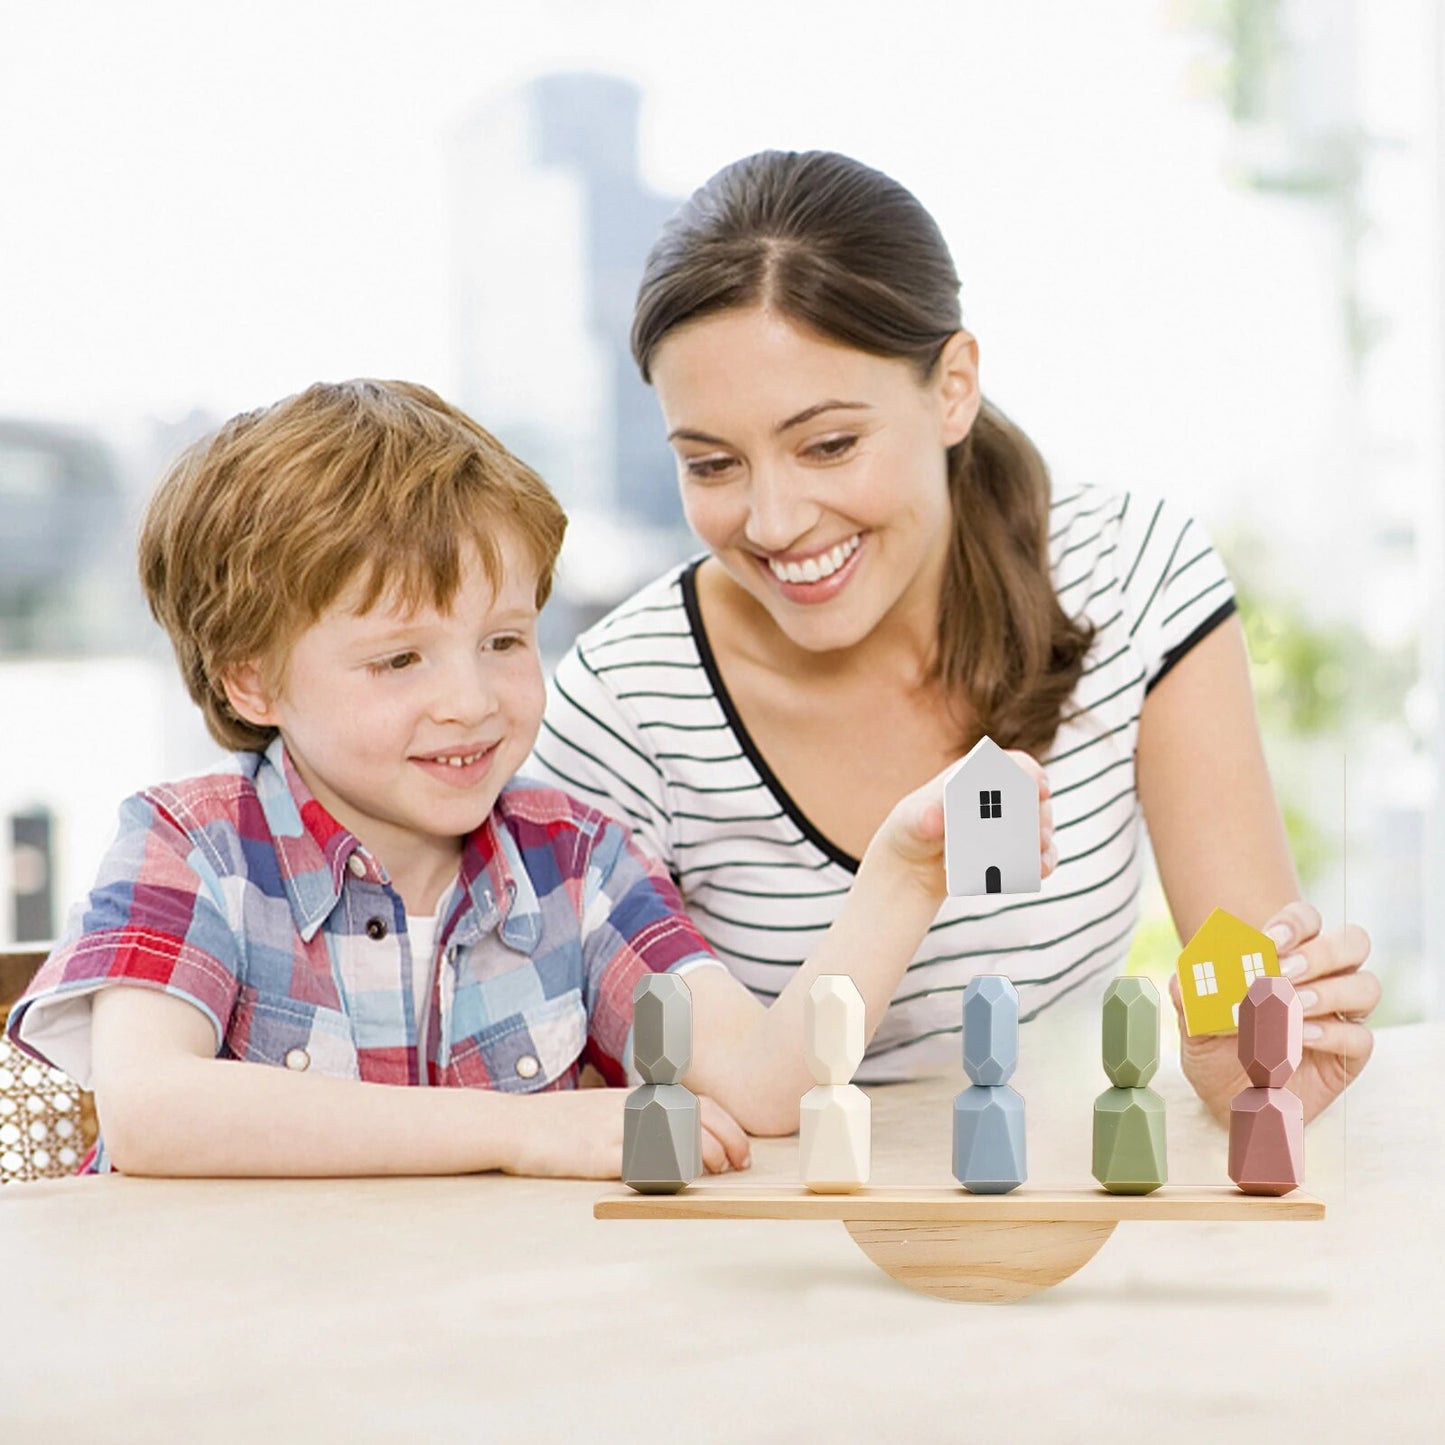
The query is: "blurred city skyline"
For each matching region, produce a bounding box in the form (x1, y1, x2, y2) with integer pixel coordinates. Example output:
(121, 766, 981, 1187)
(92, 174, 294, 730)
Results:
(1, 1, 1441, 1018)
(0, 2, 1427, 548)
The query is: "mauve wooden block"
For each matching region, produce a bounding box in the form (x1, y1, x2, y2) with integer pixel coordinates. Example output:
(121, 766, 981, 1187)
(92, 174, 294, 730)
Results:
(1228, 1086, 1304, 1196)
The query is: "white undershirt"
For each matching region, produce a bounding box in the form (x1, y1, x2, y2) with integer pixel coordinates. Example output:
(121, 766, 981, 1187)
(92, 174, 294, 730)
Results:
(406, 906, 443, 1024)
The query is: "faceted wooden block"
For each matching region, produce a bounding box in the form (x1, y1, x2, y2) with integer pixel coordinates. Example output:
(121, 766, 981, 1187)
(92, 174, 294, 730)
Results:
(805, 975, 865, 1085)
(1229, 1086, 1303, 1196)
(622, 1083, 701, 1194)
(961, 975, 1019, 1086)
(952, 1084, 1026, 1194)
(1237, 977, 1302, 1088)
(632, 973, 692, 1085)
(1092, 1086, 1167, 1194)
(800, 1082, 871, 1193)
(1101, 977, 1160, 1088)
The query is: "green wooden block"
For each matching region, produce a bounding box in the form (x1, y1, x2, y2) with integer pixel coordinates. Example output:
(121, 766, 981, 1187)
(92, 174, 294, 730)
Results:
(1101, 977, 1160, 1088)
(1092, 1086, 1167, 1195)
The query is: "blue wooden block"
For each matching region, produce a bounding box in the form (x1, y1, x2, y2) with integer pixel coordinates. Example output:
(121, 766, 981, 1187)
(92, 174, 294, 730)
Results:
(962, 975, 1019, 1086)
(952, 1083, 1026, 1193)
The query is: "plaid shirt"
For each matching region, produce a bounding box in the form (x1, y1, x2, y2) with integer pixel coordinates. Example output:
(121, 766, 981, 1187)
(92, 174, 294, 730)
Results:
(8, 740, 719, 1163)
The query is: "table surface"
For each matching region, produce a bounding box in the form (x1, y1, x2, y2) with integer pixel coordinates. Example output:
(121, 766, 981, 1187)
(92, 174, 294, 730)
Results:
(1, 1006, 1441, 1443)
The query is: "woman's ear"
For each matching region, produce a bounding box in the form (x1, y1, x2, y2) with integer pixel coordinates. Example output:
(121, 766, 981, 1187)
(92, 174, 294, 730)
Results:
(221, 661, 279, 729)
(936, 330, 981, 446)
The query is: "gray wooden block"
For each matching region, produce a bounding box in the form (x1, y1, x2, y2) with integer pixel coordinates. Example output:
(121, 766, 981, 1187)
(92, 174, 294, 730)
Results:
(632, 972, 692, 1085)
(622, 1084, 701, 1194)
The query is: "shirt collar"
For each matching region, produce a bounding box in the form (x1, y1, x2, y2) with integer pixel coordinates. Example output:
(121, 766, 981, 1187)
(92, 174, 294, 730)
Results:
(253, 739, 365, 940)
(446, 791, 542, 954)
(254, 738, 538, 951)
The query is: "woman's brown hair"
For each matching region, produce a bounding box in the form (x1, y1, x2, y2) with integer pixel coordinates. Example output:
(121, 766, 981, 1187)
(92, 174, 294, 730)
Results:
(140, 379, 567, 752)
(631, 150, 1094, 755)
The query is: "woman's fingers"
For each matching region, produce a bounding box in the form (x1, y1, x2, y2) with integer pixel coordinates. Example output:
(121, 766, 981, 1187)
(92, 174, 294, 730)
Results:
(1263, 899, 1324, 956)
(1295, 968, 1381, 1022)
(1038, 792, 1056, 876)
(1279, 920, 1372, 984)
(1005, 749, 1051, 800)
(1300, 1015, 1375, 1065)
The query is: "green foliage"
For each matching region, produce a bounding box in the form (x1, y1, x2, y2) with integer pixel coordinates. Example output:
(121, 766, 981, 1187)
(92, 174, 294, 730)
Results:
(1225, 526, 1416, 743)
(1169, 0, 1285, 124)
(1124, 911, 1180, 983)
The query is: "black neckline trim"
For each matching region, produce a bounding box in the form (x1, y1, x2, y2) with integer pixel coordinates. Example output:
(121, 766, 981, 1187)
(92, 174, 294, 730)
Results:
(680, 560, 861, 874)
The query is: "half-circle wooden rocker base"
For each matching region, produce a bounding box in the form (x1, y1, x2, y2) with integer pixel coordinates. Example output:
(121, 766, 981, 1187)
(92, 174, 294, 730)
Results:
(594, 1185, 1324, 1303)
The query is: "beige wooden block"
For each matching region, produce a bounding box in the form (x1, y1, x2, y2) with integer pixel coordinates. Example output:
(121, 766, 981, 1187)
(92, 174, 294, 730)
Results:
(805, 975, 865, 1084)
(799, 1083, 871, 1193)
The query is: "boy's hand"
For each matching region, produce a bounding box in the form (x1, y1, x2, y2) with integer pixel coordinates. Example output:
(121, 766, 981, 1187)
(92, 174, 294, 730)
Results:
(501, 1088, 752, 1180)
(868, 750, 1055, 897)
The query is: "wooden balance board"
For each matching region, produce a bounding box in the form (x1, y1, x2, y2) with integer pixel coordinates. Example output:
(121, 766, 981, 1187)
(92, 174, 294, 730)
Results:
(594, 1184, 1325, 1303)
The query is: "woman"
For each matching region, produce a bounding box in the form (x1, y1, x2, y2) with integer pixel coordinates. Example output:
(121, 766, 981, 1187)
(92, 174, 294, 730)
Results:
(532, 149, 1377, 1121)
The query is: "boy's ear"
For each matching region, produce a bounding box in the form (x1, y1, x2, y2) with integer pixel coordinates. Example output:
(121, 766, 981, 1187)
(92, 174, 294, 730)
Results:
(937, 330, 981, 447)
(221, 661, 279, 729)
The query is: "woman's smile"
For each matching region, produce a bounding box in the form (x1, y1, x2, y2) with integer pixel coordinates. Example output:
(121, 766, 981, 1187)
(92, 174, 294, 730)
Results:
(754, 532, 866, 605)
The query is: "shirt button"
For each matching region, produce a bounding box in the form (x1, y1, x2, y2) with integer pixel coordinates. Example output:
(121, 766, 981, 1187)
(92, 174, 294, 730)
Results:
(347, 854, 367, 878)
(365, 917, 389, 941)
(515, 1054, 540, 1080)
(284, 1048, 310, 1072)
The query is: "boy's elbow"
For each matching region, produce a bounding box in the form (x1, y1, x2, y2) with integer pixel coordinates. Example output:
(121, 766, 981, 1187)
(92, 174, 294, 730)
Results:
(93, 1075, 186, 1176)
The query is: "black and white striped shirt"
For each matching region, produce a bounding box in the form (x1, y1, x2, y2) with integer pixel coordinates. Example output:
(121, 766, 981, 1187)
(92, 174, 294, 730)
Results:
(530, 486, 1236, 1081)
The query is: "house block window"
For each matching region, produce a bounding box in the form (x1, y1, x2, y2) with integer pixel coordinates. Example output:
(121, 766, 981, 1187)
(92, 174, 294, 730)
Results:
(1241, 952, 1266, 985)
(1192, 961, 1218, 996)
(978, 790, 1002, 819)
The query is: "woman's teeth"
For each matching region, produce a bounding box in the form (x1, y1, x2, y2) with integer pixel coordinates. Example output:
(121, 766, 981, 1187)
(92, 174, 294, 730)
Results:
(766, 535, 860, 585)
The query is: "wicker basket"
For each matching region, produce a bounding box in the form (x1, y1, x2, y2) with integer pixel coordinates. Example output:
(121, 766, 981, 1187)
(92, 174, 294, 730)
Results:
(0, 999, 100, 1184)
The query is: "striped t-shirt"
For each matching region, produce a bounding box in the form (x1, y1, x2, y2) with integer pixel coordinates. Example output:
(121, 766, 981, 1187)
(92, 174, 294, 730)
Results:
(531, 486, 1236, 1081)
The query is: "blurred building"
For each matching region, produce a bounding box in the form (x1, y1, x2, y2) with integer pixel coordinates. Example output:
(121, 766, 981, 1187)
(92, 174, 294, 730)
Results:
(450, 72, 695, 643)
(0, 420, 131, 655)
(0, 413, 221, 943)
(1202, 0, 1444, 1018)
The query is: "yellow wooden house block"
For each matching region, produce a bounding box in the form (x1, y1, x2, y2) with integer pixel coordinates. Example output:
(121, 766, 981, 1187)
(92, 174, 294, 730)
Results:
(1175, 908, 1281, 1037)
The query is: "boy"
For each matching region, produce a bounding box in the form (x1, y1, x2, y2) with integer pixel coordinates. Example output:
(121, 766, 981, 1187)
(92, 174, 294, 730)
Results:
(7, 380, 1050, 1178)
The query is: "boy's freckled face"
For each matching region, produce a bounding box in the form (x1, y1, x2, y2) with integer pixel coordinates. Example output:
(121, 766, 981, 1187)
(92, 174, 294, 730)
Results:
(245, 535, 546, 882)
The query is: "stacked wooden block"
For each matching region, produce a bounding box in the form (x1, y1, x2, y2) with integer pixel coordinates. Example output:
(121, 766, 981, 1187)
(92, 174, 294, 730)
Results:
(1092, 978, 1168, 1194)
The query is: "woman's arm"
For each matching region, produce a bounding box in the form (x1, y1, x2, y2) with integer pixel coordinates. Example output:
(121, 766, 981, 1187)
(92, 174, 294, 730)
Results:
(1135, 615, 1378, 1122)
(685, 760, 1055, 1135)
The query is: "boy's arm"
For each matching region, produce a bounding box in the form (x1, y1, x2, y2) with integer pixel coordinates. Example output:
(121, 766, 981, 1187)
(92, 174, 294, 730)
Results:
(685, 758, 1055, 1136)
(91, 986, 630, 1178)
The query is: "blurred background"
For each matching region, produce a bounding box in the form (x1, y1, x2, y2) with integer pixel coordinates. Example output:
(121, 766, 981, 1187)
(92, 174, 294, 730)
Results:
(0, 0, 1439, 1025)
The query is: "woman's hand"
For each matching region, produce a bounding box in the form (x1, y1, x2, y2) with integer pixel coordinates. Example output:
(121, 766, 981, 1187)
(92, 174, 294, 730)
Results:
(868, 749, 1056, 898)
(1170, 900, 1378, 1125)
(502, 1088, 753, 1180)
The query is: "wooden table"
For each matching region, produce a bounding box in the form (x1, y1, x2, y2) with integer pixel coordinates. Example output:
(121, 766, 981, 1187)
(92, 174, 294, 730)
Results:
(1, 1011, 1441, 1442)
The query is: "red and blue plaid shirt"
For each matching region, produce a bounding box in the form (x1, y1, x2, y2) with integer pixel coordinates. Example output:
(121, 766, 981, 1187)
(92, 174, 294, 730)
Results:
(8, 739, 720, 1163)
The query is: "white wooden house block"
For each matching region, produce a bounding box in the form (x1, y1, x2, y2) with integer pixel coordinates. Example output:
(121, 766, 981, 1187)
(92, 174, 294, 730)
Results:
(943, 736, 1041, 897)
